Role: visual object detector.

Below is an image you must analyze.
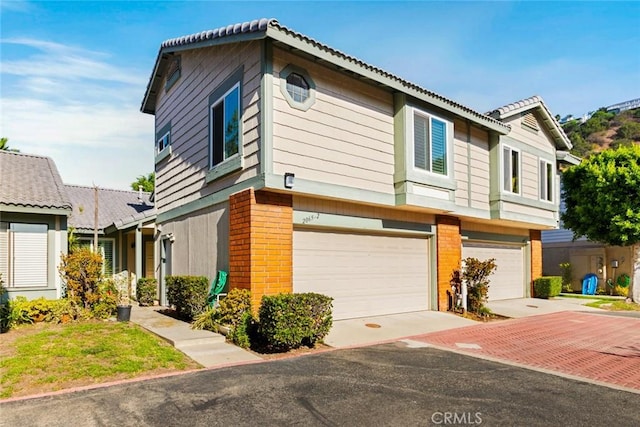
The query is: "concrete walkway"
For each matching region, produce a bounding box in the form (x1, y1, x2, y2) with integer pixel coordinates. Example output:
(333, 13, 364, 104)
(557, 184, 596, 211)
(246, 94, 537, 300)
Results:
(487, 296, 602, 318)
(129, 306, 261, 368)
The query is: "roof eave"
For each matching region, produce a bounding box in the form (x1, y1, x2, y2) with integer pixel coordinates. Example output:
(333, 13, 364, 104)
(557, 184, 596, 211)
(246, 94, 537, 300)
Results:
(556, 151, 581, 166)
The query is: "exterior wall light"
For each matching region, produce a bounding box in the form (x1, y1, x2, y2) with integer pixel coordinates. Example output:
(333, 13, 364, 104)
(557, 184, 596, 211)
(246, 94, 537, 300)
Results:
(284, 173, 295, 189)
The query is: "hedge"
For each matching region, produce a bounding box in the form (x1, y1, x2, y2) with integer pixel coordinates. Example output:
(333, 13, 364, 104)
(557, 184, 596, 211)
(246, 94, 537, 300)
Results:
(137, 278, 157, 306)
(258, 292, 333, 351)
(166, 275, 209, 319)
(534, 276, 562, 298)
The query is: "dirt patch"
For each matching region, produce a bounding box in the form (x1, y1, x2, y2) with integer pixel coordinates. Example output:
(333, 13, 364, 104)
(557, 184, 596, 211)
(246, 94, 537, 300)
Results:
(249, 343, 333, 360)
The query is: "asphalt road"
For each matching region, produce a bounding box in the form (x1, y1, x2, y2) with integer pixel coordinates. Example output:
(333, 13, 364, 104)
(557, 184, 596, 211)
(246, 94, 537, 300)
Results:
(1, 342, 638, 427)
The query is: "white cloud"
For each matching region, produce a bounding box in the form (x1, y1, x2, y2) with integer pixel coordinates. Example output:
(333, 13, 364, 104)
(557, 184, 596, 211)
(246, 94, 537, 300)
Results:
(0, 38, 154, 190)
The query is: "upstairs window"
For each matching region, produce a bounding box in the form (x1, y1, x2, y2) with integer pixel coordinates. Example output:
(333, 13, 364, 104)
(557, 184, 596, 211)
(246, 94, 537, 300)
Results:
(540, 159, 554, 202)
(279, 65, 316, 111)
(503, 145, 520, 194)
(156, 130, 170, 155)
(210, 83, 240, 168)
(413, 112, 447, 176)
(155, 122, 171, 163)
(165, 56, 181, 91)
(286, 73, 310, 103)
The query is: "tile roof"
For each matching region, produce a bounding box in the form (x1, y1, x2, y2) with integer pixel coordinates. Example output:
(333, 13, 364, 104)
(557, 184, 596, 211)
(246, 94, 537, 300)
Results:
(487, 95, 572, 149)
(0, 151, 71, 211)
(65, 185, 155, 233)
(142, 18, 509, 133)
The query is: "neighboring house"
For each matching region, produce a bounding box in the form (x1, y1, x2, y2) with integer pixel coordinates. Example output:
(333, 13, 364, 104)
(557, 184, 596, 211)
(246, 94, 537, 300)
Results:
(0, 151, 157, 301)
(542, 206, 633, 293)
(0, 151, 71, 300)
(141, 18, 575, 318)
(64, 185, 157, 285)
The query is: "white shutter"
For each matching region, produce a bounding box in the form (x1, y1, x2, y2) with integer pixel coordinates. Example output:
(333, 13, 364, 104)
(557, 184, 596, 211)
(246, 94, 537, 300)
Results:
(11, 224, 48, 287)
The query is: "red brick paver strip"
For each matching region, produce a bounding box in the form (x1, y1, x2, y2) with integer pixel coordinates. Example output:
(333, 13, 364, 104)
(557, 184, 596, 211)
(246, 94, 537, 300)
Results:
(414, 311, 640, 390)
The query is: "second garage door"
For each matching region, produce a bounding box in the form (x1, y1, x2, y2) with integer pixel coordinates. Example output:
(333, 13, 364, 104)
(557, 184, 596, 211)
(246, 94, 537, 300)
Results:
(293, 229, 430, 320)
(462, 242, 525, 301)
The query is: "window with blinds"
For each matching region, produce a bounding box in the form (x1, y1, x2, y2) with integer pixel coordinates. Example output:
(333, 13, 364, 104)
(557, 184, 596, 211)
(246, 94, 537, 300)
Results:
(78, 238, 115, 276)
(413, 112, 448, 176)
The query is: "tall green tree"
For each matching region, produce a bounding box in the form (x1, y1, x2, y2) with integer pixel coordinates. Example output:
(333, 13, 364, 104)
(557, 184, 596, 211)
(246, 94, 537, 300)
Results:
(131, 172, 155, 193)
(0, 137, 19, 152)
(561, 145, 640, 302)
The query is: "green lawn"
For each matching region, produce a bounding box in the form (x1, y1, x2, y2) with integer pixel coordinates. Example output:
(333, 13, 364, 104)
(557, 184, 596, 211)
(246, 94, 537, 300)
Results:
(585, 300, 640, 311)
(0, 321, 201, 399)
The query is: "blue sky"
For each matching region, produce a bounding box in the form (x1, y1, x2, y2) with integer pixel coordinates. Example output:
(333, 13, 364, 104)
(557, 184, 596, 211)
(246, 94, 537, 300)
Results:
(1, 1, 639, 190)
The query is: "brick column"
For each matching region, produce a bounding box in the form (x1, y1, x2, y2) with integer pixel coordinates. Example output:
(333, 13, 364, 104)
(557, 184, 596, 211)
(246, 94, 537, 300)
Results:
(229, 188, 293, 312)
(436, 215, 461, 311)
(530, 229, 542, 296)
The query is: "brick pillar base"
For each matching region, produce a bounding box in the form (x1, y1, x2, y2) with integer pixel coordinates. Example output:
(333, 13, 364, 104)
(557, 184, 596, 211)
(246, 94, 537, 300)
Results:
(229, 188, 293, 312)
(530, 229, 542, 297)
(436, 215, 462, 311)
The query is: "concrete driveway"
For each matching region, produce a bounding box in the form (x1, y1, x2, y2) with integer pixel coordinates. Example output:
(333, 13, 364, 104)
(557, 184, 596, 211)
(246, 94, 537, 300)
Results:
(486, 296, 602, 318)
(1, 343, 638, 427)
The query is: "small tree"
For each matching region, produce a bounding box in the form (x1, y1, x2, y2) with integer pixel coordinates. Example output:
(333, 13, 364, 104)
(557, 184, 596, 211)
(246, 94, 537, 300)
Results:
(462, 257, 497, 313)
(561, 145, 640, 303)
(59, 247, 104, 309)
(131, 172, 155, 193)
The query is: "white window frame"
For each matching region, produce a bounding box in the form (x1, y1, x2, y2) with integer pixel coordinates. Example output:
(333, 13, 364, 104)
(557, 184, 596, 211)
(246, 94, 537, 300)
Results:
(156, 130, 170, 155)
(78, 238, 116, 276)
(502, 145, 521, 195)
(209, 82, 241, 170)
(539, 159, 554, 202)
(409, 109, 450, 177)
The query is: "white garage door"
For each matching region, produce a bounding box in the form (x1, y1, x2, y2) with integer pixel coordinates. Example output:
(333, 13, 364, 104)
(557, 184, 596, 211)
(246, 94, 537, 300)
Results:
(462, 242, 525, 301)
(294, 230, 429, 320)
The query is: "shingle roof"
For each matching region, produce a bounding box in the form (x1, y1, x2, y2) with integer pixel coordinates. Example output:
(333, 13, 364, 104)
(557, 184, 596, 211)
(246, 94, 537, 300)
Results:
(0, 151, 71, 211)
(487, 95, 572, 150)
(65, 185, 155, 233)
(142, 18, 509, 133)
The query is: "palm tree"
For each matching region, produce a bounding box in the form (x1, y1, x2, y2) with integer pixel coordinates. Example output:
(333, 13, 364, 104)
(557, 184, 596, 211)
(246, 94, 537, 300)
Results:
(0, 137, 19, 152)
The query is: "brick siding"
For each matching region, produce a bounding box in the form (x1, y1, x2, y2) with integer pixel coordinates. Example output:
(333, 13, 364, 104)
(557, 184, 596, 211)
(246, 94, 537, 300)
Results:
(436, 215, 462, 311)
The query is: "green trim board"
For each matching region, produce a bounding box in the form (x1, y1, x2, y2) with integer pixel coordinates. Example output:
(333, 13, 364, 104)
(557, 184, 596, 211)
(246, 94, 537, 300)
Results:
(293, 210, 434, 235)
(260, 39, 274, 176)
(1, 205, 71, 216)
(205, 155, 242, 183)
(491, 192, 558, 212)
(264, 173, 396, 206)
(157, 174, 265, 223)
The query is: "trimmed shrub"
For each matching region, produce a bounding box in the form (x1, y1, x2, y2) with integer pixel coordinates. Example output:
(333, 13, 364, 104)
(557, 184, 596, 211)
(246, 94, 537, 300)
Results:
(8, 297, 80, 326)
(59, 247, 103, 310)
(230, 311, 256, 349)
(258, 293, 333, 351)
(0, 274, 9, 333)
(166, 275, 209, 319)
(92, 279, 118, 319)
(216, 288, 251, 326)
(137, 278, 157, 306)
(534, 276, 562, 298)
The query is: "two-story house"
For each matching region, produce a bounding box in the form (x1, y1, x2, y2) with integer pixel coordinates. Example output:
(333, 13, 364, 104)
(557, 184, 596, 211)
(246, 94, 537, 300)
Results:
(141, 18, 575, 319)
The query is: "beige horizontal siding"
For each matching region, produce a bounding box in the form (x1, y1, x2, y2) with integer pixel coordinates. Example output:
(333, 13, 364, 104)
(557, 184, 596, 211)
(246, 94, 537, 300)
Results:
(502, 201, 556, 220)
(154, 41, 262, 213)
(272, 47, 395, 195)
(521, 152, 538, 199)
(294, 196, 436, 224)
(503, 113, 555, 152)
(468, 126, 490, 210)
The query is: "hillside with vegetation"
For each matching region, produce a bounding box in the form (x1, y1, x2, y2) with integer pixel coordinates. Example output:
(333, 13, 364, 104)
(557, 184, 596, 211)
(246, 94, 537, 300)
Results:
(561, 108, 640, 158)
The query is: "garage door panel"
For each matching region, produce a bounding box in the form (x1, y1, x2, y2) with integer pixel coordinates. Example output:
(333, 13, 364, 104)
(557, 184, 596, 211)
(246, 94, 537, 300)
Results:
(463, 242, 524, 301)
(294, 230, 429, 319)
